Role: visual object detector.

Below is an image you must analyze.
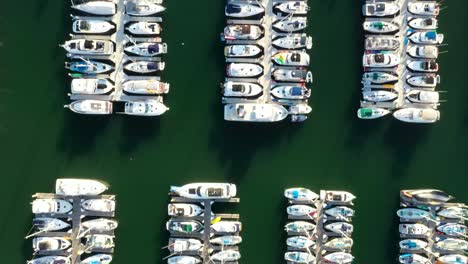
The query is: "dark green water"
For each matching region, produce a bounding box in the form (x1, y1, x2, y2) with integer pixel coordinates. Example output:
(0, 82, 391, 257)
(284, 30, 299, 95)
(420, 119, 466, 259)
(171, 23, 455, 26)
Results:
(0, 0, 467, 263)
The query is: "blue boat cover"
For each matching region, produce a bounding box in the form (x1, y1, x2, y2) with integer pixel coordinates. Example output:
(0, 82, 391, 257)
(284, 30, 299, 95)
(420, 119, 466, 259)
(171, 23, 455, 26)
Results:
(148, 44, 159, 54)
(291, 87, 303, 96)
(147, 62, 157, 70)
(293, 190, 299, 198)
(426, 31, 437, 40)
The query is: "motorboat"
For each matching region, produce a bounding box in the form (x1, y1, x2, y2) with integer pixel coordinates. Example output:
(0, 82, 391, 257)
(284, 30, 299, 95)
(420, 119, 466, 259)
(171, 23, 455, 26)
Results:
(211, 221, 242, 233)
(210, 235, 242, 246)
(70, 79, 113, 95)
(325, 222, 354, 235)
(272, 51, 309, 66)
(127, 21, 161, 35)
(323, 252, 354, 264)
(399, 223, 430, 236)
(324, 237, 354, 250)
(168, 203, 203, 217)
(27, 256, 71, 264)
(363, 21, 399, 33)
(284, 252, 315, 263)
(73, 19, 114, 34)
(435, 238, 468, 251)
(362, 72, 398, 84)
(286, 236, 315, 249)
(437, 255, 468, 264)
(65, 60, 113, 74)
(271, 85, 310, 100)
(323, 191, 356, 203)
(222, 82, 263, 98)
(289, 104, 313, 114)
(285, 221, 316, 233)
(407, 75, 440, 88)
(226, 63, 263, 77)
(407, 46, 438, 59)
(273, 34, 313, 50)
(123, 100, 169, 116)
(409, 18, 438, 30)
(406, 90, 439, 104)
(33, 217, 70, 232)
(224, 104, 289, 122)
(357, 107, 391, 119)
(168, 238, 203, 253)
(85, 234, 115, 250)
(223, 25, 263, 40)
(225, 3, 264, 18)
(167, 256, 201, 264)
(273, 17, 307, 32)
(437, 223, 467, 237)
(408, 2, 439, 16)
(394, 108, 440, 123)
(287, 205, 317, 217)
(81, 199, 115, 213)
(56, 178, 108, 196)
(401, 189, 453, 205)
(397, 208, 434, 220)
(399, 254, 430, 264)
(125, 61, 165, 73)
(71, 1, 116, 16)
(272, 69, 313, 83)
(82, 218, 118, 231)
(409, 31, 444, 45)
(325, 206, 354, 219)
(275, 1, 309, 15)
(32, 199, 73, 214)
(211, 250, 241, 262)
(284, 188, 319, 202)
(166, 220, 203, 234)
(407, 60, 438, 72)
(170, 183, 237, 199)
(125, 1, 165, 16)
(33, 237, 71, 252)
(365, 36, 399, 50)
(362, 3, 400, 17)
(399, 239, 428, 251)
(291, 114, 308, 123)
(124, 42, 167, 56)
(122, 79, 170, 95)
(438, 207, 468, 219)
(363, 90, 397, 102)
(224, 45, 262, 57)
(362, 53, 400, 68)
(61, 39, 114, 55)
(81, 254, 112, 264)
(67, 100, 113, 115)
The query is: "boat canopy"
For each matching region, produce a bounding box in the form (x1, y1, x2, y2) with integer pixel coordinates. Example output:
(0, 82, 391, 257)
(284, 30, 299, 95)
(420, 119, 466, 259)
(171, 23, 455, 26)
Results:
(291, 53, 301, 62)
(426, 31, 437, 40)
(148, 44, 160, 54)
(147, 62, 158, 70)
(359, 108, 373, 117)
(291, 87, 303, 96)
(232, 84, 246, 92)
(226, 4, 241, 14)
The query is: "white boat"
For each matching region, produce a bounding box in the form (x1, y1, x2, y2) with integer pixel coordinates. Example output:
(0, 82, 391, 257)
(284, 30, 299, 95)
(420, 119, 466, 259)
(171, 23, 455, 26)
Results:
(435, 238, 468, 251)
(325, 206, 354, 219)
(285, 188, 319, 202)
(286, 236, 315, 249)
(407, 60, 439, 72)
(81, 254, 112, 264)
(211, 250, 241, 262)
(407, 75, 440, 88)
(272, 51, 309, 66)
(276, 1, 309, 15)
(284, 251, 315, 263)
(33, 217, 70, 231)
(272, 34, 313, 50)
(285, 221, 316, 233)
(362, 3, 400, 17)
(61, 39, 114, 55)
(122, 79, 170, 95)
(82, 218, 118, 231)
(273, 17, 307, 32)
(65, 60, 113, 74)
(167, 220, 203, 234)
(399, 254, 430, 264)
(409, 18, 438, 30)
(407, 45, 438, 59)
(210, 235, 242, 246)
(363, 21, 399, 33)
(225, 3, 264, 17)
(291, 114, 308, 123)
(224, 45, 262, 57)
(67, 100, 113, 115)
(222, 82, 263, 98)
(437, 255, 468, 264)
(211, 221, 242, 233)
(223, 25, 263, 40)
(85, 234, 115, 250)
(127, 21, 161, 35)
(273, 69, 313, 83)
(323, 252, 354, 264)
(289, 104, 313, 114)
(125, 42, 167, 56)
(168, 238, 203, 253)
(81, 199, 115, 213)
(287, 205, 317, 217)
(271, 85, 310, 100)
(409, 31, 444, 45)
(363, 90, 398, 102)
(324, 237, 354, 250)
(357, 107, 391, 119)
(408, 2, 439, 16)
(438, 207, 468, 219)
(406, 90, 439, 104)
(33, 237, 71, 252)
(437, 223, 467, 237)
(399, 223, 430, 236)
(71, 1, 116, 16)
(399, 239, 428, 251)
(32, 199, 73, 214)
(56, 178, 108, 196)
(167, 256, 201, 264)
(73, 19, 114, 34)
(397, 208, 434, 220)
(394, 108, 440, 123)
(125, 61, 165, 73)
(226, 63, 263, 77)
(168, 203, 203, 217)
(27, 256, 71, 264)
(123, 100, 169, 116)
(401, 189, 453, 205)
(325, 222, 354, 235)
(362, 53, 400, 68)
(365, 36, 400, 50)
(224, 103, 289, 122)
(71, 79, 113, 95)
(323, 191, 356, 203)
(170, 183, 237, 199)
(125, 1, 165, 16)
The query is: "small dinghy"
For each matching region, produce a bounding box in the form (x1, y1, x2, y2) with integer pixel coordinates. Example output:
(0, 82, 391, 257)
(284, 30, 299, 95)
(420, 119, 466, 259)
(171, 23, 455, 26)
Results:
(33, 217, 70, 232)
(407, 45, 438, 59)
(438, 207, 468, 219)
(224, 103, 289, 122)
(122, 79, 169, 95)
(65, 60, 113, 74)
(275, 1, 309, 15)
(32, 199, 73, 214)
(437, 254, 468, 264)
(284, 251, 315, 263)
(123, 100, 169, 116)
(273, 34, 312, 49)
(82, 199, 115, 213)
(401, 189, 453, 205)
(409, 18, 438, 30)
(126, 21, 161, 35)
(166, 220, 203, 234)
(406, 90, 439, 104)
(82, 218, 118, 231)
(436, 238, 468, 251)
(399, 223, 430, 236)
(211, 221, 242, 233)
(407, 75, 440, 88)
(325, 222, 354, 235)
(285, 221, 316, 233)
(357, 107, 390, 119)
(168, 238, 203, 253)
(125, 42, 167, 56)
(408, 2, 440, 16)
(324, 237, 354, 250)
(167, 256, 201, 264)
(287, 205, 317, 217)
(61, 39, 114, 55)
(71, 78, 113, 95)
(224, 45, 262, 57)
(81, 254, 112, 264)
(397, 208, 434, 220)
(325, 206, 354, 219)
(362, 3, 400, 17)
(399, 239, 428, 251)
(284, 188, 319, 202)
(71, 1, 116, 16)
(399, 253, 430, 264)
(362, 91, 397, 102)
(223, 25, 263, 40)
(272, 51, 309, 66)
(323, 191, 356, 203)
(73, 19, 114, 34)
(323, 252, 354, 264)
(67, 100, 113, 115)
(211, 250, 241, 262)
(289, 104, 312, 114)
(271, 85, 311, 100)
(362, 72, 398, 84)
(409, 31, 444, 45)
(365, 36, 399, 50)
(170, 183, 237, 199)
(273, 17, 307, 32)
(56, 179, 108, 195)
(363, 53, 400, 68)
(33, 237, 71, 252)
(27, 256, 70, 264)
(125, 61, 165, 73)
(85, 234, 114, 250)
(222, 81, 262, 98)
(168, 203, 203, 217)
(291, 114, 308, 123)
(210, 235, 242, 246)
(225, 3, 264, 18)
(125, 1, 165, 16)
(437, 223, 467, 237)
(394, 108, 440, 123)
(226, 63, 263, 77)
(363, 21, 399, 34)
(273, 69, 313, 83)
(407, 60, 438, 73)
(287, 236, 315, 249)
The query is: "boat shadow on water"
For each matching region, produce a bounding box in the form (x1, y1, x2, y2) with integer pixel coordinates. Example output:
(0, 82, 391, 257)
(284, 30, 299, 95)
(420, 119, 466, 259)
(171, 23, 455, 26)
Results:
(385, 194, 403, 263)
(118, 116, 162, 155)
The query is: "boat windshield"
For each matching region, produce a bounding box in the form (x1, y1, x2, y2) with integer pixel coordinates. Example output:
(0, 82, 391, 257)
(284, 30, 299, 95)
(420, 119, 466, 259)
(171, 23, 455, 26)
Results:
(206, 188, 223, 197)
(376, 4, 385, 12)
(79, 21, 90, 30)
(226, 4, 241, 14)
(291, 53, 301, 62)
(232, 84, 245, 92)
(374, 54, 385, 63)
(291, 87, 303, 96)
(148, 44, 160, 54)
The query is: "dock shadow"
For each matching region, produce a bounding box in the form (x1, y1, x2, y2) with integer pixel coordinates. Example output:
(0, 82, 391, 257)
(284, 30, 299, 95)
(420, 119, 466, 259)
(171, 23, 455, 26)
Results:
(275, 199, 289, 264)
(385, 193, 402, 262)
(118, 116, 162, 156)
(156, 199, 170, 263)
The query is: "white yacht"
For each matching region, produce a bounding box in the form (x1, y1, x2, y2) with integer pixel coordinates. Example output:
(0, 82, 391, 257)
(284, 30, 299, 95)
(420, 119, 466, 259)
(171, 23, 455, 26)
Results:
(67, 100, 113, 115)
(222, 82, 263, 98)
(437, 255, 468, 264)
(409, 18, 438, 30)
(56, 178, 108, 196)
(322, 191, 356, 203)
(408, 2, 439, 16)
(400, 239, 428, 251)
(211, 221, 242, 233)
(81, 199, 115, 213)
(272, 34, 313, 50)
(271, 85, 310, 100)
(72, 1, 116, 16)
(73, 20, 114, 34)
(210, 235, 242, 246)
(61, 39, 114, 55)
(71, 78, 113, 95)
(284, 251, 316, 263)
(362, 3, 399, 17)
(365, 36, 399, 51)
(168, 238, 203, 253)
(409, 31, 444, 45)
(325, 222, 354, 235)
(27, 256, 70, 264)
(82, 218, 118, 231)
(273, 69, 313, 83)
(65, 60, 113, 74)
(33, 237, 71, 252)
(287, 236, 315, 249)
(125, 1, 165, 16)
(225, 3, 264, 17)
(285, 221, 316, 233)
(166, 220, 203, 234)
(273, 17, 307, 32)
(224, 104, 289, 122)
(33, 217, 70, 231)
(167, 256, 201, 264)
(223, 25, 263, 40)
(125, 42, 167, 56)
(436, 239, 468, 251)
(224, 45, 262, 57)
(287, 205, 317, 217)
(325, 206, 355, 219)
(272, 51, 309, 66)
(362, 72, 399, 84)
(399, 223, 431, 235)
(399, 254, 430, 264)
(324, 237, 354, 250)
(406, 90, 439, 104)
(226, 63, 263, 77)
(170, 183, 237, 199)
(125, 61, 165, 73)
(397, 208, 433, 220)
(289, 104, 312, 115)
(127, 21, 161, 35)
(407, 60, 439, 73)
(122, 80, 170, 95)
(168, 203, 203, 217)
(363, 21, 399, 33)
(324, 252, 354, 264)
(407, 74, 440, 88)
(211, 250, 241, 262)
(437, 223, 467, 237)
(362, 53, 400, 68)
(362, 91, 398, 102)
(32, 199, 73, 214)
(407, 45, 438, 59)
(357, 107, 390, 119)
(276, 1, 309, 15)
(85, 234, 115, 250)
(81, 254, 112, 264)
(438, 207, 468, 219)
